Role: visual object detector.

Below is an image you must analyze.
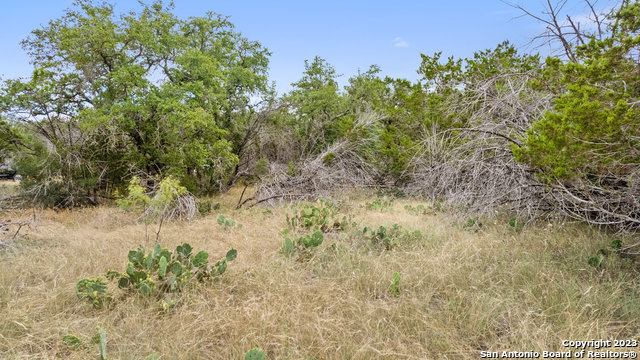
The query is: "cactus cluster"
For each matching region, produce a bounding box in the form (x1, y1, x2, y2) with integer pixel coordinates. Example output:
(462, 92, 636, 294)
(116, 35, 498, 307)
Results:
(286, 198, 339, 233)
(77, 243, 237, 307)
(404, 204, 427, 215)
(280, 230, 324, 257)
(359, 224, 422, 250)
(365, 196, 395, 212)
(76, 277, 110, 308)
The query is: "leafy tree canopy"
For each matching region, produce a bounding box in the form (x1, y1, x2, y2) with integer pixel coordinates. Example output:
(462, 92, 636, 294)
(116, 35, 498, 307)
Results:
(514, 3, 640, 181)
(0, 0, 271, 204)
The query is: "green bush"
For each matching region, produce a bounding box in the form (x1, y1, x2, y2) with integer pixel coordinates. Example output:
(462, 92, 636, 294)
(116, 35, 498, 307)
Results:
(197, 199, 219, 216)
(117, 176, 191, 243)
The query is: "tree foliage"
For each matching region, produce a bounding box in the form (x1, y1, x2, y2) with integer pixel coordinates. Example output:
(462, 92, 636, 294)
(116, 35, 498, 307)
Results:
(514, 4, 640, 180)
(1, 0, 270, 205)
(3, 0, 639, 237)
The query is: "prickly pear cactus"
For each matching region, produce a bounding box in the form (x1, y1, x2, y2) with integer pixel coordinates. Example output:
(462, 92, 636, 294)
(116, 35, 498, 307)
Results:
(77, 243, 237, 307)
(297, 230, 323, 248)
(280, 238, 294, 256)
(76, 277, 110, 308)
(158, 256, 167, 279)
(98, 327, 107, 360)
(286, 199, 339, 232)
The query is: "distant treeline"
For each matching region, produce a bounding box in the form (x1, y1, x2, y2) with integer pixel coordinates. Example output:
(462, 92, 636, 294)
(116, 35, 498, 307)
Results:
(1, 0, 638, 233)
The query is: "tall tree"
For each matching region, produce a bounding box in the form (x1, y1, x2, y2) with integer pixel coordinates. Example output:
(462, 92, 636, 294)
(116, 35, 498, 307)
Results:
(0, 0, 271, 205)
(283, 56, 347, 158)
(513, 1, 640, 231)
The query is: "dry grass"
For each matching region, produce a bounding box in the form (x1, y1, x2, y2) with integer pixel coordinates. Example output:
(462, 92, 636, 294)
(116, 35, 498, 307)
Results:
(0, 180, 20, 197)
(1, 188, 639, 359)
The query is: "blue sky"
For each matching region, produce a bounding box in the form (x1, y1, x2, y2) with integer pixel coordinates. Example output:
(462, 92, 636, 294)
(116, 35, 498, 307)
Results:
(0, 0, 614, 94)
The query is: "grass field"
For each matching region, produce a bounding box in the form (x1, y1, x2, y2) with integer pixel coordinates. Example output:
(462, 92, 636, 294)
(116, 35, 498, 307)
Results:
(1, 187, 639, 359)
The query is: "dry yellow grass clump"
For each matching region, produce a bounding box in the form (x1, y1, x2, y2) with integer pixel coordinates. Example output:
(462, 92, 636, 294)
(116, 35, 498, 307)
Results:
(0, 180, 20, 197)
(1, 188, 639, 359)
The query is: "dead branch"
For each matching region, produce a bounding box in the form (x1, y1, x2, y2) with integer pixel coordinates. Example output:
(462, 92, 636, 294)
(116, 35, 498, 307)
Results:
(250, 112, 383, 206)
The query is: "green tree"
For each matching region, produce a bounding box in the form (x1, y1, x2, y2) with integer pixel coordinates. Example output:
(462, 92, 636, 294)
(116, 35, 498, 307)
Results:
(0, 117, 28, 165)
(514, 3, 640, 180)
(283, 56, 348, 157)
(511, 1, 640, 231)
(1, 0, 270, 205)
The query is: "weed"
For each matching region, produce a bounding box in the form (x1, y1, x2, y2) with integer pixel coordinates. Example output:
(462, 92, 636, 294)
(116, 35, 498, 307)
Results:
(404, 204, 427, 215)
(463, 217, 483, 231)
(286, 161, 297, 176)
(217, 214, 242, 230)
(389, 272, 401, 296)
(245, 348, 267, 360)
(62, 334, 83, 350)
(365, 196, 394, 212)
(322, 152, 335, 166)
(588, 239, 623, 267)
(197, 199, 219, 216)
(509, 217, 519, 230)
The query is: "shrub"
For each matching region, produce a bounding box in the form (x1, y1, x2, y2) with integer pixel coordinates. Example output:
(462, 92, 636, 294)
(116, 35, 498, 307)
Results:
(118, 176, 197, 243)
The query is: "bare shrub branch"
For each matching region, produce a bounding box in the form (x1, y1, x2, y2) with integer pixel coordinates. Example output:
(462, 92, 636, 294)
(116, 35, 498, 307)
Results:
(247, 112, 383, 207)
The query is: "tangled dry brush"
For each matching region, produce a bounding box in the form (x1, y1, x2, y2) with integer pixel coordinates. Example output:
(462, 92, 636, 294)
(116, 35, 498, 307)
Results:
(252, 68, 640, 249)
